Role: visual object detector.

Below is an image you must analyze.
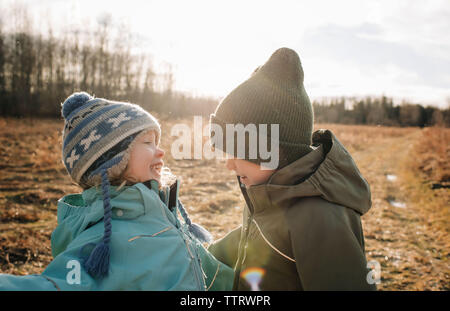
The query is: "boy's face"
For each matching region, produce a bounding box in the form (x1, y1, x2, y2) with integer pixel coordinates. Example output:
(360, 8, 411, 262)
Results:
(123, 131, 165, 183)
(226, 158, 276, 188)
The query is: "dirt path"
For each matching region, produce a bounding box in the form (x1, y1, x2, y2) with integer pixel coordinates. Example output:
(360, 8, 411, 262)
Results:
(352, 130, 449, 290)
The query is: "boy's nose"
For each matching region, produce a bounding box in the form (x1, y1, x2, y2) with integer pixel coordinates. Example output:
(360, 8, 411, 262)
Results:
(226, 159, 236, 171)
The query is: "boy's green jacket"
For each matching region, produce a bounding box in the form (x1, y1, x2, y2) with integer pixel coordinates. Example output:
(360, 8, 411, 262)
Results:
(0, 181, 234, 291)
(208, 129, 377, 290)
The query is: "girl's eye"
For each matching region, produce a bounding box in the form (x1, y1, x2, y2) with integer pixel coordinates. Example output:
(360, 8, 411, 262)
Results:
(144, 141, 153, 144)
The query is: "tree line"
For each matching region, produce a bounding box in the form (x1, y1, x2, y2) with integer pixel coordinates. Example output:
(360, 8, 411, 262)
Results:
(0, 10, 218, 119)
(0, 7, 448, 127)
(313, 97, 450, 127)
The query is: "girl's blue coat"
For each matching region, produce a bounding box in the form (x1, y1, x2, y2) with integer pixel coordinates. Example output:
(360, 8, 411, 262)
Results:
(0, 182, 233, 290)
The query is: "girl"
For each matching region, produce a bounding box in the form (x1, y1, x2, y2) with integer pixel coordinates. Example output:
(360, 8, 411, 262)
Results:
(0, 92, 233, 290)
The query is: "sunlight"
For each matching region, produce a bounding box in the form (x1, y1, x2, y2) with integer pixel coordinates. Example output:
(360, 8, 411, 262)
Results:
(1, 0, 448, 106)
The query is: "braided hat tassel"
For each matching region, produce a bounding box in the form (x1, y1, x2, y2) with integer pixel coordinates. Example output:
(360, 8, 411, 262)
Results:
(83, 168, 112, 278)
(178, 200, 212, 243)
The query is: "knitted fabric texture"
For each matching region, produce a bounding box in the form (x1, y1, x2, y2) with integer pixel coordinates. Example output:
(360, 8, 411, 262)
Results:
(82, 168, 113, 278)
(61, 92, 161, 187)
(210, 47, 314, 169)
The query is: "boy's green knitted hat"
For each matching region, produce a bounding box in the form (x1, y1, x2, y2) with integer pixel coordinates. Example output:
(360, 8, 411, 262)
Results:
(210, 47, 314, 169)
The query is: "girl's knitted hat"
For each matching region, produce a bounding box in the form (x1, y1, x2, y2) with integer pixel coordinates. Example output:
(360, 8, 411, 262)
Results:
(61, 91, 161, 278)
(61, 92, 161, 187)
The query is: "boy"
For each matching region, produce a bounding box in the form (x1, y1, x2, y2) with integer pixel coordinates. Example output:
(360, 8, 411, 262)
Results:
(208, 48, 376, 290)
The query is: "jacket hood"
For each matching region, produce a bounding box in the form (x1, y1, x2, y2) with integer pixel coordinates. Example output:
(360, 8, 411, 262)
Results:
(245, 129, 372, 215)
(51, 186, 136, 257)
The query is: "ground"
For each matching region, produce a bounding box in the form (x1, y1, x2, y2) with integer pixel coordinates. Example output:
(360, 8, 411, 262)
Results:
(0, 117, 448, 290)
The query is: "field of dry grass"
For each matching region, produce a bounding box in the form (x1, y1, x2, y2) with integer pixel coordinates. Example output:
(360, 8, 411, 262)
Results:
(0, 116, 448, 290)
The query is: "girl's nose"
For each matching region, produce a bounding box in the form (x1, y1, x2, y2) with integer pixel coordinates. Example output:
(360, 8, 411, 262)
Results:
(157, 147, 165, 158)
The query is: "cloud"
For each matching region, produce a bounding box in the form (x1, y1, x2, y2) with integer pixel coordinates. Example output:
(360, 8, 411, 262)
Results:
(301, 23, 450, 90)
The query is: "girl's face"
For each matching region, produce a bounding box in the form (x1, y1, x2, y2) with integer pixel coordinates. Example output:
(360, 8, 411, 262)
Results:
(123, 131, 165, 184)
(226, 158, 276, 188)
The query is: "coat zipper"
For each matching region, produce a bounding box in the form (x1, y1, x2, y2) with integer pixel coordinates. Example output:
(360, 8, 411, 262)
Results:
(152, 188, 205, 290)
(234, 176, 255, 289)
(183, 232, 206, 290)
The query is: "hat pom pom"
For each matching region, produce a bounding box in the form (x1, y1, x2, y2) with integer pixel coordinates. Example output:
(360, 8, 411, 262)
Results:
(62, 91, 93, 119)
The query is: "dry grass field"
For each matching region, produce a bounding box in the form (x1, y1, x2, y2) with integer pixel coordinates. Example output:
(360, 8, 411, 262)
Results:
(0, 116, 448, 290)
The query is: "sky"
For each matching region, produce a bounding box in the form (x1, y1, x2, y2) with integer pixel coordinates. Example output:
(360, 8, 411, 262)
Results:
(2, 0, 450, 108)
